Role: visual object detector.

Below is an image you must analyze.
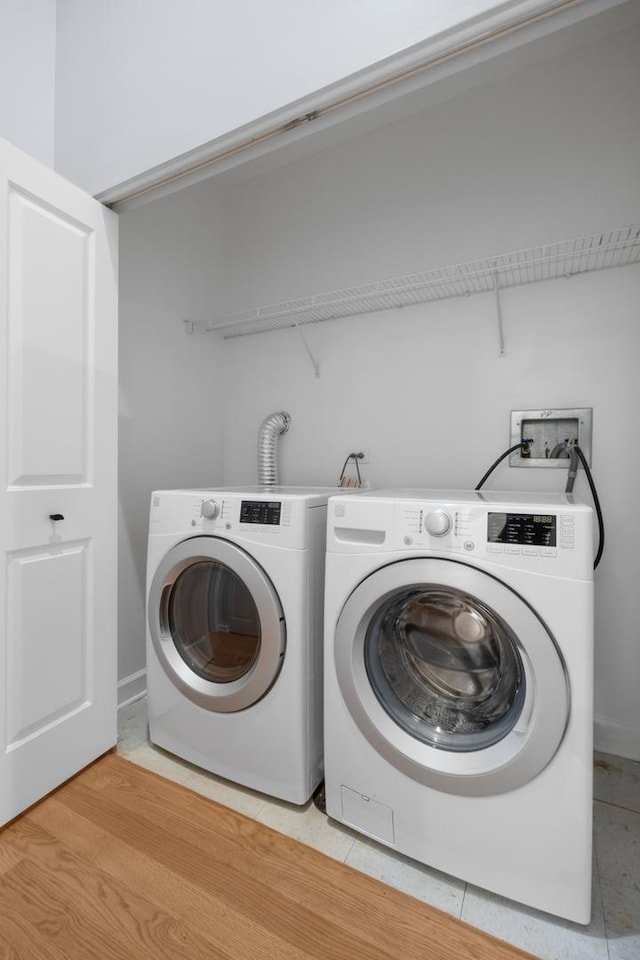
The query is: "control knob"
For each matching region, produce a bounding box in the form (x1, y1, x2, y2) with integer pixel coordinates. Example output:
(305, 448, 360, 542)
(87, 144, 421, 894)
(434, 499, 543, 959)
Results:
(201, 499, 220, 520)
(424, 509, 452, 537)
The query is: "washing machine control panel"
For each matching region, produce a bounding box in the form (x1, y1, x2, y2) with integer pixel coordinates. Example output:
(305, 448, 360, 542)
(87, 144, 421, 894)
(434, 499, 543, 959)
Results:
(327, 497, 588, 575)
(200, 499, 220, 520)
(395, 500, 588, 576)
(328, 493, 592, 577)
(424, 509, 452, 537)
(487, 511, 556, 547)
(411, 505, 565, 554)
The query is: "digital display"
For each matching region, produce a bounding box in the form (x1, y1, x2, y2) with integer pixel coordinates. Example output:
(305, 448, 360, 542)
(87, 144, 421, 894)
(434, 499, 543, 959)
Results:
(240, 500, 282, 525)
(488, 512, 556, 547)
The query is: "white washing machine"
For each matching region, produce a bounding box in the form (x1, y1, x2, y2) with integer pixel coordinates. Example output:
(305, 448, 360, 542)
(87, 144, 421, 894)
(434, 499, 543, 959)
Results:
(146, 485, 336, 804)
(324, 489, 594, 923)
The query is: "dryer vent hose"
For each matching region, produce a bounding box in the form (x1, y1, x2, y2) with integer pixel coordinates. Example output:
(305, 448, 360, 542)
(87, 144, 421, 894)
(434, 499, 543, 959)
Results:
(258, 411, 291, 486)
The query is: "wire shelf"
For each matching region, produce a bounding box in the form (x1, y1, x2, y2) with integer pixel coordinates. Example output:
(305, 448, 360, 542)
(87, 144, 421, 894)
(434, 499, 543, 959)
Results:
(201, 224, 640, 339)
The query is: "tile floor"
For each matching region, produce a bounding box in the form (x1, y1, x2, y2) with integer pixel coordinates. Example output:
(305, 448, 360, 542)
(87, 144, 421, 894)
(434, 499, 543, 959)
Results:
(118, 697, 639, 960)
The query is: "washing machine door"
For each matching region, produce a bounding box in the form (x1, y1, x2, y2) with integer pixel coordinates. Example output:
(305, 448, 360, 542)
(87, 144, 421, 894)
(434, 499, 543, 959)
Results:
(335, 558, 569, 796)
(148, 537, 285, 712)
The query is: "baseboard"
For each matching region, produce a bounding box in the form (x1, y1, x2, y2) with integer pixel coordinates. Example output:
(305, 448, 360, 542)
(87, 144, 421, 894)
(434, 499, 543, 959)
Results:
(117, 668, 147, 708)
(594, 716, 640, 762)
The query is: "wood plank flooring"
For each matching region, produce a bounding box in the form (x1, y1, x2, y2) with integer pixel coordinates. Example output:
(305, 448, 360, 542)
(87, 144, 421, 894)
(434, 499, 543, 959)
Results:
(0, 753, 536, 960)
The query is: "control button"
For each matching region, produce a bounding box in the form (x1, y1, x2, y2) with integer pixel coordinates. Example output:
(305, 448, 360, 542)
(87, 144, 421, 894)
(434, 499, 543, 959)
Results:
(505, 546, 521, 555)
(560, 541, 575, 549)
(487, 545, 503, 554)
(334, 504, 346, 518)
(424, 510, 452, 537)
(201, 499, 220, 520)
(522, 546, 539, 557)
(463, 540, 475, 551)
(541, 548, 557, 557)
(404, 535, 414, 545)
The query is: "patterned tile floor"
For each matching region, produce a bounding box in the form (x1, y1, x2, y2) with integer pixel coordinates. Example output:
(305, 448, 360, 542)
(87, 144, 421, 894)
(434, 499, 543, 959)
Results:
(118, 698, 639, 960)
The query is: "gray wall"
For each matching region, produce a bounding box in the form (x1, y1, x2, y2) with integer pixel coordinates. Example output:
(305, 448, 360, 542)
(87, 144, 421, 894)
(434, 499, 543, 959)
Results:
(3, 0, 638, 756)
(118, 21, 640, 756)
(117, 185, 226, 700)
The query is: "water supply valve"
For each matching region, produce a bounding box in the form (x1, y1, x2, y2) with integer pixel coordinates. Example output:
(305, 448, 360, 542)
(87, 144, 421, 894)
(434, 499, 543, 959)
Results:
(509, 408, 592, 469)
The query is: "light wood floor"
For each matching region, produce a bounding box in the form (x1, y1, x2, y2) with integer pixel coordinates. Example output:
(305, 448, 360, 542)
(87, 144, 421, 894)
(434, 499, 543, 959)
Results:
(0, 753, 536, 960)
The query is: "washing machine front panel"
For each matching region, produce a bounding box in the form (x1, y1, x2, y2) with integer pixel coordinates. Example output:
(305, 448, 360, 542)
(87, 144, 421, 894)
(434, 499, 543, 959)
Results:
(335, 557, 569, 796)
(149, 536, 285, 712)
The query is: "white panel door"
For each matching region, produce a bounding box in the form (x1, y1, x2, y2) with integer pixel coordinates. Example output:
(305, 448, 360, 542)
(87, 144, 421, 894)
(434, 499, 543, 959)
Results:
(0, 137, 118, 825)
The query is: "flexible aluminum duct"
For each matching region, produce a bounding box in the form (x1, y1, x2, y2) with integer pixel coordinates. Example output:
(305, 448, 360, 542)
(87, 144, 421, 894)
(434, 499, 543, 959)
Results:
(257, 411, 291, 486)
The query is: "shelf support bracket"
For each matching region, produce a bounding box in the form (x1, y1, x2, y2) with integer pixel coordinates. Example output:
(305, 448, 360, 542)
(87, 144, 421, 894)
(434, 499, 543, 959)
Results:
(494, 271, 505, 357)
(296, 323, 320, 377)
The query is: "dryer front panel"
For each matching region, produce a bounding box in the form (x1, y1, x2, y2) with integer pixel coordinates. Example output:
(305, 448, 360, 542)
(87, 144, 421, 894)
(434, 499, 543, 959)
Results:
(148, 537, 285, 712)
(334, 558, 569, 796)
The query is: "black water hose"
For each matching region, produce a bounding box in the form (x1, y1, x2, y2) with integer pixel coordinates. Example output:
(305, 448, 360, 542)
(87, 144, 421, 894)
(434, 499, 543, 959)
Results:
(474, 442, 524, 491)
(573, 444, 605, 569)
(475, 441, 604, 569)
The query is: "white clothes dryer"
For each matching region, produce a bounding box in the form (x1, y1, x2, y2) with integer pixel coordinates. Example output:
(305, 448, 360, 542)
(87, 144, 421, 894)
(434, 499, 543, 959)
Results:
(146, 486, 336, 804)
(323, 489, 594, 923)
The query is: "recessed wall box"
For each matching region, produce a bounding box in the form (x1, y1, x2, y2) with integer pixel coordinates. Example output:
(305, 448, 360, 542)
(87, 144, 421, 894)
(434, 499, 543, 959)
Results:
(510, 408, 592, 468)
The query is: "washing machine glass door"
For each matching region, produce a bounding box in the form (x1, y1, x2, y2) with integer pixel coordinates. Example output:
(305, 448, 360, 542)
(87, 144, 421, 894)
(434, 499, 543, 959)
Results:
(149, 537, 285, 712)
(335, 558, 569, 796)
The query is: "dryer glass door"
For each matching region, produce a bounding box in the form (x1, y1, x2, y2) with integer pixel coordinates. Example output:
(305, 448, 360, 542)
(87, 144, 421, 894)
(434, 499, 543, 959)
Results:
(169, 560, 261, 682)
(149, 537, 285, 712)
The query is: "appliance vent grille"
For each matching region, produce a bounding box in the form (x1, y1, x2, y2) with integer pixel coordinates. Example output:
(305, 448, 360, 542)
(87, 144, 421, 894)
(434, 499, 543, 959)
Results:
(201, 224, 640, 339)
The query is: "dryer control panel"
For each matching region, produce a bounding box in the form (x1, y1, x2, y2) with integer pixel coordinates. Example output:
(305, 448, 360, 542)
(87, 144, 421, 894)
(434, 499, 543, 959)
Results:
(148, 487, 332, 551)
(239, 500, 282, 525)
